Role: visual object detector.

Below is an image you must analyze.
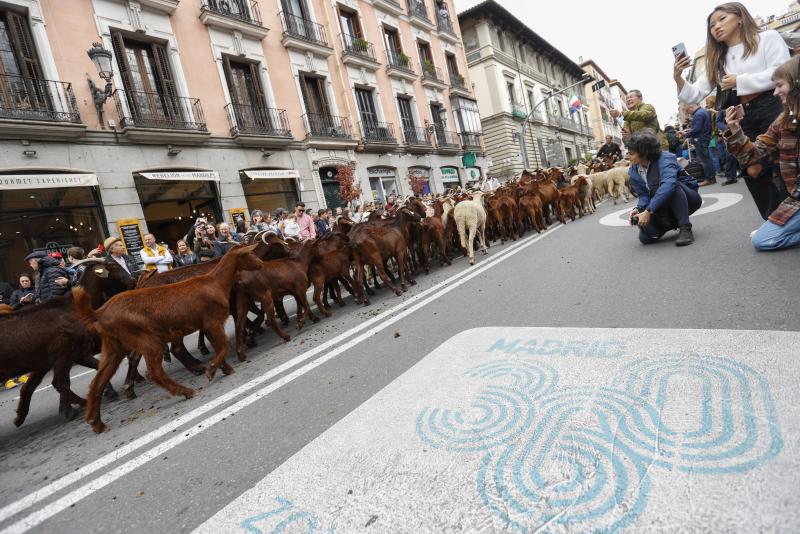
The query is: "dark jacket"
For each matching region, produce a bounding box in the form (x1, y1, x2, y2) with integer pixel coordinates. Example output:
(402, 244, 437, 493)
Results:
(315, 219, 330, 237)
(629, 152, 699, 214)
(10, 287, 36, 310)
(213, 234, 240, 257)
(688, 107, 711, 146)
(175, 252, 198, 267)
(597, 142, 622, 160)
(67, 262, 89, 286)
(35, 257, 71, 303)
(104, 254, 139, 282)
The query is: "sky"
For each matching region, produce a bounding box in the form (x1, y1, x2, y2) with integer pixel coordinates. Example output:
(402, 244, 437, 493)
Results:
(453, 0, 794, 125)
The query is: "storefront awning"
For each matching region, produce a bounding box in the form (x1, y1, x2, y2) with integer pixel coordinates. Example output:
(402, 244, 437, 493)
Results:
(0, 173, 98, 190)
(244, 170, 300, 180)
(139, 171, 220, 181)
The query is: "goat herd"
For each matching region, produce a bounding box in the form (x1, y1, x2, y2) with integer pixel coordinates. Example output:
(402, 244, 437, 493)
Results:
(0, 159, 633, 434)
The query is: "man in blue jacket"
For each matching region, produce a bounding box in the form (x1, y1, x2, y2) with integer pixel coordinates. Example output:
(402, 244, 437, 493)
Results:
(628, 129, 701, 246)
(683, 103, 715, 186)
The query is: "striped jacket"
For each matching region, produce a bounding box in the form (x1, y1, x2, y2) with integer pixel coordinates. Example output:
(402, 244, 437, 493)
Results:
(724, 116, 797, 194)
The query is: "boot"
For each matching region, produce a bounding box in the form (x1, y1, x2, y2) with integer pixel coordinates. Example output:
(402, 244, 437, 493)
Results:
(676, 224, 694, 246)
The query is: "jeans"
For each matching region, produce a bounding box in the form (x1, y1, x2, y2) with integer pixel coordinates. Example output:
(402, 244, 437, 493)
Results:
(710, 144, 721, 173)
(693, 141, 715, 181)
(639, 183, 702, 244)
(751, 208, 800, 251)
(740, 93, 787, 219)
(717, 140, 739, 179)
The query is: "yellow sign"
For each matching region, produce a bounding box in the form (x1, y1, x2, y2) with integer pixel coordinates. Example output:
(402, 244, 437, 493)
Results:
(229, 208, 248, 226)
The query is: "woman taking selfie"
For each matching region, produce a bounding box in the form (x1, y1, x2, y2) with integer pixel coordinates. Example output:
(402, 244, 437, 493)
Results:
(724, 56, 800, 251)
(673, 2, 789, 219)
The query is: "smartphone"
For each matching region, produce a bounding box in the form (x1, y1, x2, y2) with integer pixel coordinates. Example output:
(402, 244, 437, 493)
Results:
(672, 42, 688, 59)
(734, 104, 744, 120)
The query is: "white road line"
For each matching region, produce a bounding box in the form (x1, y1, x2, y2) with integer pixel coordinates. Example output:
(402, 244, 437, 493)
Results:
(10, 370, 96, 401)
(0, 222, 565, 534)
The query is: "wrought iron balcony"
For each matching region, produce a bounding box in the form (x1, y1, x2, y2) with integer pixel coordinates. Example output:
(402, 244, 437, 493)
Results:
(201, 0, 262, 26)
(303, 112, 352, 139)
(113, 88, 207, 131)
(226, 103, 291, 137)
(403, 125, 432, 146)
(279, 11, 328, 47)
(449, 72, 467, 90)
(434, 127, 460, 148)
(361, 120, 397, 144)
(341, 33, 377, 62)
(0, 74, 81, 123)
(421, 62, 443, 83)
(386, 51, 416, 75)
(408, 0, 430, 22)
(436, 12, 455, 35)
(459, 131, 482, 149)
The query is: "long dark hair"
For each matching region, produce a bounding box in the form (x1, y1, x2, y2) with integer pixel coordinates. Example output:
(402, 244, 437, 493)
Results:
(773, 56, 800, 130)
(705, 3, 760, 86)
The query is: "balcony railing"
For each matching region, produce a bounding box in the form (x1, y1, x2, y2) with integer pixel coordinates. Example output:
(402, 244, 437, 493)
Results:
(408, 0, 430, 22)
(0, 74, 81, 123)
(226, 103, 291, 137)
(386, 50, 415, 74)
(436, 12, 455, 35)
(341, 33, 377, 62)
(201, 0, 262, 25)
(303, 112, 352, 138)
(114, 88, 206, 131)
(434, 127, 460, 148)
(421, 62, 443, 83)
(449, 72, 467, 90)
(279, 11, 328, 46)
(459, 131, 481, 148)
(510, 101, 527, 119)
(403, 125, 431, 146)
(361, 120, 397, 144)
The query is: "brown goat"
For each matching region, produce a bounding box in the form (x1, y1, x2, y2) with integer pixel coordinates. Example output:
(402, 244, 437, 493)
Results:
(75, 245, 264, 433)
(0, 303, 12, 314)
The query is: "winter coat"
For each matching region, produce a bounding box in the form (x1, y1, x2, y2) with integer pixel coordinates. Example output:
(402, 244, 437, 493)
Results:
(214, 234, 240, 257)
(175, 252, 199, 267)
(10, 288, 36, 310)
(35, 257, 71, 303)
(622, 103, 668, 148)
(629, 152, 699, 214)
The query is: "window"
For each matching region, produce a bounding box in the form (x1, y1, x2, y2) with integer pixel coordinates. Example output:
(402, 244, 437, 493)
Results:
(518, 43, 525, 62)
(0, 11, 49, 116)
(355, 87, 379, 133)
(451, 97, 481, 133)
(417, 40, 433, 64)
(526, 89, 535, 110)
(338, 6, 361, 37)
(496, 29, 505, 51)
(239, 172, 299, 215)
(506, 81, 516, 106)
(112, 32, 182, 124)
(445, 53, 459, 77)
(299, 73, 330, 116)
(223, 57, 265, 109)
(397, 95, 415, 129)
(384, 26, 402, 55)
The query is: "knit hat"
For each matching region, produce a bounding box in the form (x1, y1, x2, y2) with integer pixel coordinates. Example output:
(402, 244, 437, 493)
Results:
(103, 236, 123, 251)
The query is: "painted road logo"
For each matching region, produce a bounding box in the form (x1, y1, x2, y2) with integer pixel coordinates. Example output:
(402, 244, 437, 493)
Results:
(193, 328, 795, 533)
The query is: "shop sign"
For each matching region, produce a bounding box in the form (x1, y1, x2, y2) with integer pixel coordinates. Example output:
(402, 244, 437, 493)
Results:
(440, 167, 460, 183)
(229, 208, 248, 226)
(139, 171, 220, 181)
(462, 152, 477, 168)
(0, 173, 98, 190)
(116, 218, 146, 270)
(34, 241, 75, 257)
(466, 167, 482, 181)
(244, 170, 300, 180)
(368, 167, 395, 177)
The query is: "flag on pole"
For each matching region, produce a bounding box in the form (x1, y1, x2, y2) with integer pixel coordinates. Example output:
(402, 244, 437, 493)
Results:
(568, 95, 582, 114)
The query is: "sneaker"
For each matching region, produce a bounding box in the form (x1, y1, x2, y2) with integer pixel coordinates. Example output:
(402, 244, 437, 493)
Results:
(721, 178, 738, 186)
(676, 224, 694, 246)
(750, 229, 758, 238)
(698, 179, 717, 187)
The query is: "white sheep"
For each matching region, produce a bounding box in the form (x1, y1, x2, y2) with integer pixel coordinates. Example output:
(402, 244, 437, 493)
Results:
(454, 191, 488, 265)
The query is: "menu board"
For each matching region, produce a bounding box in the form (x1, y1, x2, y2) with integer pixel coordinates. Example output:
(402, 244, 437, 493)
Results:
(229, 208, 248, 231)
(116, 218, 145, 271)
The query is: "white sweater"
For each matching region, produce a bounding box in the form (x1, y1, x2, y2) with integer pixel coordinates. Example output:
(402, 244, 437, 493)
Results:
(679, 30, 789, 104)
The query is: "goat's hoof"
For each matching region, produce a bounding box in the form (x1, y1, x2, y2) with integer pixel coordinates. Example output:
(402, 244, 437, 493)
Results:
(190, 366, 205, 376)
(91, 422, 109, 434)
(123, 388, 137, 400)
(310, 315, 320, 323)
(62, 405, 80, 421)
(323, 311, 332, 318)
(469, 259, 475, 265)
(198, 346, 210, 356)
(183, 388, 196, 399)
(409, 280, 417, 286)
(104, 386, 119, 401)
(282, 335, 291, 342)
(245, 338, 257, 349)
(13, 414, 25, 428)
(237, 352, 247, 362)
(205, 368, 216, 381)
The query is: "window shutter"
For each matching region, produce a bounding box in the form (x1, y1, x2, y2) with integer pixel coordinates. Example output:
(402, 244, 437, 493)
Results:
(248, 62, 266, 108)
(222, 55, 237, 102)
(6, 12, 47, 110)
(151, 42, 182, 120)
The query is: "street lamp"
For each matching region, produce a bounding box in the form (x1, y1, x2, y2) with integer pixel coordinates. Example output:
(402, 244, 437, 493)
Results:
(519, 72, 592, 169)
(87, 42, 114, 129)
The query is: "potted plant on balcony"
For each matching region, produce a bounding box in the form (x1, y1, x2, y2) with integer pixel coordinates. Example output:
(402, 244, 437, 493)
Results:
(423, 59, 436, 77)
(455, 73, 465, 86)
(398, 52, 411, 67)
(353, 36, 370, 51)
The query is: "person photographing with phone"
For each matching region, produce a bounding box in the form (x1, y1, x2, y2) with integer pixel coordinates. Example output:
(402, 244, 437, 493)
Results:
(672, 2, 789, 220)
(724, 55, 800, 251)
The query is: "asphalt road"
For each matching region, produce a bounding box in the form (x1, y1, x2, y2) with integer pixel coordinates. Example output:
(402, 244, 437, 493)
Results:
(0, 180, 798, 534)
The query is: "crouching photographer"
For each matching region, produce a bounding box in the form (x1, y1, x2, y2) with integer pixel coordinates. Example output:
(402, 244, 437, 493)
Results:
(627, 129, 701, 246)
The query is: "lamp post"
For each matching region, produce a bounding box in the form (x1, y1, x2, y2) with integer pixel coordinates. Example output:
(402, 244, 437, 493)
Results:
(519, 72, 592, 169)
(87, 42, 114, 129)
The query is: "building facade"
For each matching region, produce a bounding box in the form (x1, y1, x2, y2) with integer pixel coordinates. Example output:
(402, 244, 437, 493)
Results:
(579, 59, 626, 149)
(457, 0, 594, 177)
(0, 0, 485, 282)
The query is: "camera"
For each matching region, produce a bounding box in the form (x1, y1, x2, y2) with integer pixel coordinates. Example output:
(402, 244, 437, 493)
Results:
(630, 215, 639, 226)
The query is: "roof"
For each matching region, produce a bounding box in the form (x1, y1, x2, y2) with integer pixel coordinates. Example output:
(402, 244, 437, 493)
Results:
(579, 59, 612, 84)
(609, 79, 628, 94)
(458, 0, 585, 79)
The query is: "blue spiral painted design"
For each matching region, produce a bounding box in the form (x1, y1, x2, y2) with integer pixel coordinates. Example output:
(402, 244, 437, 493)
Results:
(417, 355, 783, 533)
(241, 497, 335, 533)
(416, 361, 557, 452)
